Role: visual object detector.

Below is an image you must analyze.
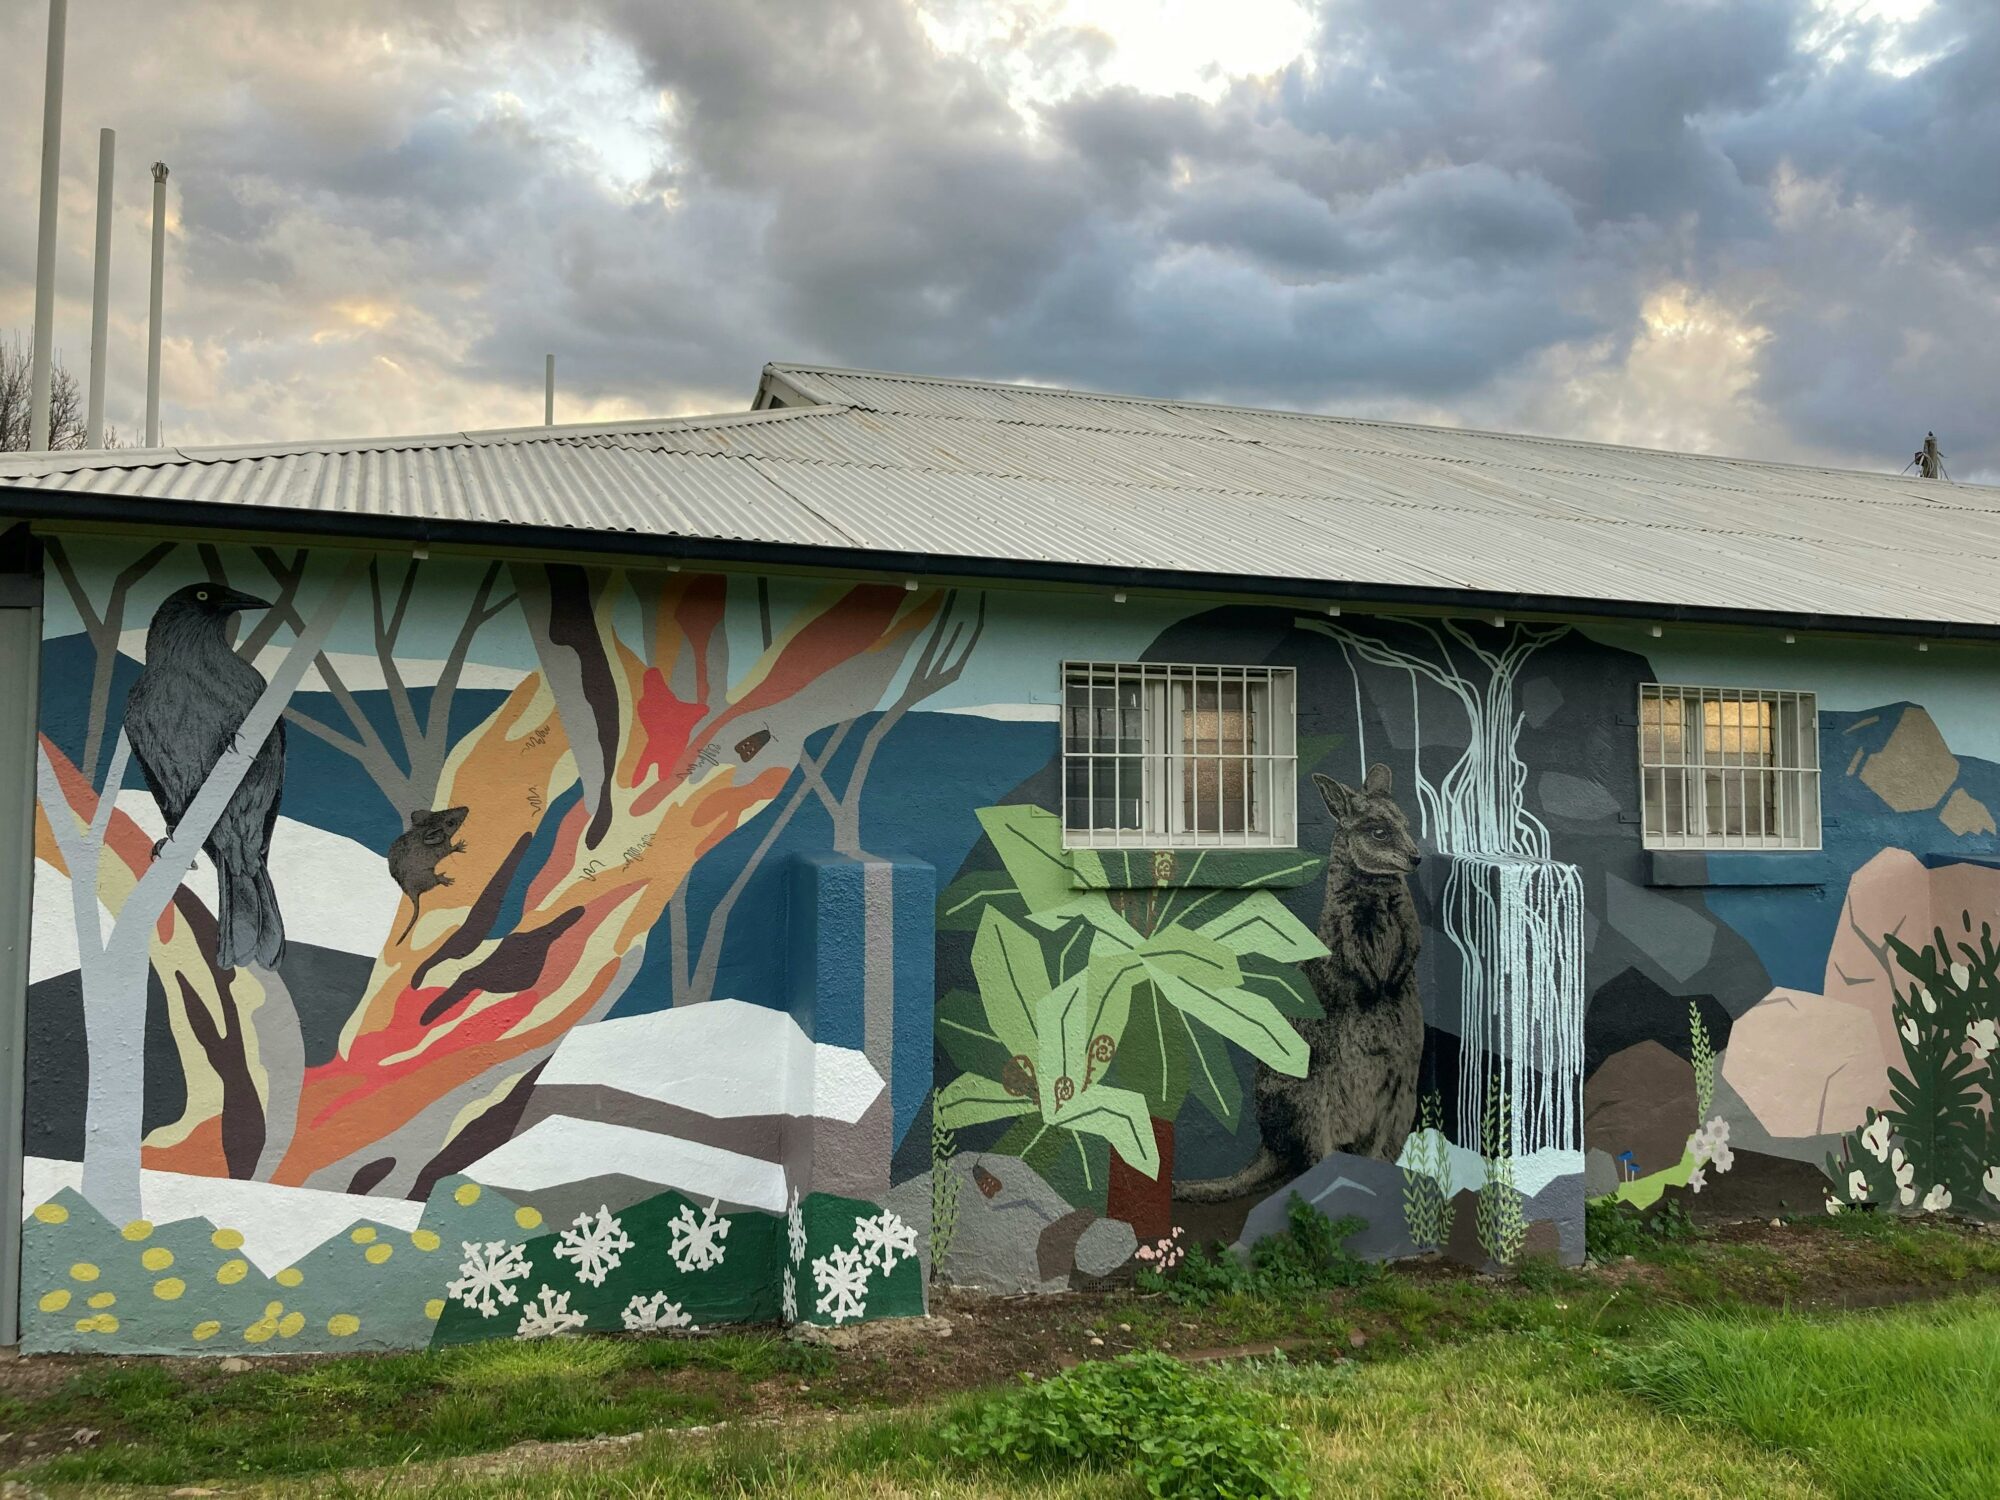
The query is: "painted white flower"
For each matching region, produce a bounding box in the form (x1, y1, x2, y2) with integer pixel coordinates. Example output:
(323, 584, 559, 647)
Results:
(1861, 1114, 1893, 1163)
(1950, 961, 1972, 990)
(1918, 985, 1938, 1015)
(1901, 1016, 1921, 1047)
(516, 1286, 587, 1340)
(446, 1240, 533, 1318)
(811, 1243, 870, 1325)
(1688, 1166, 1706, 1194)
(1967, 1018, 1997, 1063)
(1825, 1196, 1844, 1216)
(1984, 1165, 2000, 1200)
(852, 1210, 919, 1275)
(551, 1206, 633, 1288)
(621, 1292, 694, 1333)
(1923, 1184, 1952, 1214)
(1891, 1149, 1916, 1206)
(667, 1198, 732, 1273)
(1847, 1169, 1871, 1202)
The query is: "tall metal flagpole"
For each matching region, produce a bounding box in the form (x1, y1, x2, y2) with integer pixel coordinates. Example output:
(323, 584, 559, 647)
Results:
(86, 128, 116, 449)
(146, 163, 170, 448)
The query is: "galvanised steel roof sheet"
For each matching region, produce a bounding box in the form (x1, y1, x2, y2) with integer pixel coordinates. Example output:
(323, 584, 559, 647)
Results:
(4, 360, 1996, 629)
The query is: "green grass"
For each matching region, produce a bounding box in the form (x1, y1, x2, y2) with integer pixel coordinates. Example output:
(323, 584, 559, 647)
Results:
(1, 1332, 830, 1485)
(1619, 1295, 2000, 1500)
(9, 1218, 2000, 1493)
(371, 1296, 2000, 1498)
(372, 1337, 1818, 1499)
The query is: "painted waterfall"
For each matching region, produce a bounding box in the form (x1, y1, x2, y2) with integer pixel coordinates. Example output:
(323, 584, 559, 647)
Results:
(1303, 618, 1587, 1162)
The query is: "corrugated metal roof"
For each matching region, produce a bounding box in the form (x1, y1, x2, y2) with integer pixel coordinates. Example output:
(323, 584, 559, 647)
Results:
(3, 360, 1997, 632)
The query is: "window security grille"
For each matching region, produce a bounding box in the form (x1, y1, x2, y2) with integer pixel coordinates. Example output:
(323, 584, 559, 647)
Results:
(1062, 663, 1298, 849)
(1639, 685, 1820, 850)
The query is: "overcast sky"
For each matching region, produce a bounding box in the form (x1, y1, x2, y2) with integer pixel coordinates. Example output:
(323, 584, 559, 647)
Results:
(1, 0, 1993, 479)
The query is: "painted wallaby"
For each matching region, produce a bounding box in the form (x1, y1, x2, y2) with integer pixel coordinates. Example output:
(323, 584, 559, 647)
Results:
(1180, 763, 1425, 1201)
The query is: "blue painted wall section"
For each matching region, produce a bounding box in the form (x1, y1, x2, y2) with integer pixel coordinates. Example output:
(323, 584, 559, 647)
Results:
(787, 852, 936, 1152)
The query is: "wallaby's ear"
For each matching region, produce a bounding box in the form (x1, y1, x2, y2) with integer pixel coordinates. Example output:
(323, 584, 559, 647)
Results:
(1363, 762, 1394, 796)
(1313, 772, 1355, 819)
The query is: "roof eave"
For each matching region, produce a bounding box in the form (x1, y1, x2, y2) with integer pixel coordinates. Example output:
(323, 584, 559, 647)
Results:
(2, 481, 1991, 646)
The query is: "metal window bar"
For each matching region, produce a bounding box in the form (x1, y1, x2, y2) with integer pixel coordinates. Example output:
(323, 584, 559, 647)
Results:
(1637, 684, 1819, 851)
(1061, 662, 1299, 849)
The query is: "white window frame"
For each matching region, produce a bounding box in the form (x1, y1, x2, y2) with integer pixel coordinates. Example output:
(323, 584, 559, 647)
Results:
(1639, 684, 1821, 851)
(1061, 662, 1298, 850)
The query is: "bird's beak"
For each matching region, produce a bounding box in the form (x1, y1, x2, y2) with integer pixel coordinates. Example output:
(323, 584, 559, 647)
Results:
(219, 588, 274, 613)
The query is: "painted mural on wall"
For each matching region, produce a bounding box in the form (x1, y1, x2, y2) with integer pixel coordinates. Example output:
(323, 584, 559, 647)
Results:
(931, 611, 1595, 1289)
(25, 539, 1033, 1352)
(27, 538, 2000, 1350)
(928, 607, 2000, 1296)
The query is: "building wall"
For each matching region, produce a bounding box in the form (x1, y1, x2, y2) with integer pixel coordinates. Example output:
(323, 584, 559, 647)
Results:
(18, 535, 2000, 1352)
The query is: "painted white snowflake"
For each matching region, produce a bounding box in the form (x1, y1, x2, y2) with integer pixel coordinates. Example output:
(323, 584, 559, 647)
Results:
(852, 1209, 919, 1275)
(621, 1292, 695, 1333)
(552, 1205, 634, 1288)
(787, 1187, 807, 1265)
(446, 1239, 533, 1318)
(516, 1286, 588, 1340)
(668, 1198, 732, 1272)
(812, 1243, 869, 1325)
(782, 1265, 798, 1323)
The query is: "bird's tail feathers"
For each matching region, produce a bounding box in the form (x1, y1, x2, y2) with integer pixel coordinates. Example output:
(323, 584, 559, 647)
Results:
(217, 863, 286, 972)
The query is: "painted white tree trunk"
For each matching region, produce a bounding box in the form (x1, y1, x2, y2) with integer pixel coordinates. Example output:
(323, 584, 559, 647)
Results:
(37, 559, 364, 1225)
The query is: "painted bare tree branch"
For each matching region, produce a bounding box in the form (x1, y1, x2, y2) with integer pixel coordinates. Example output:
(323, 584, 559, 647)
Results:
(675, 589, 988, 1002)
(43, 536, 177, 785)
(264, 552, 515, 817)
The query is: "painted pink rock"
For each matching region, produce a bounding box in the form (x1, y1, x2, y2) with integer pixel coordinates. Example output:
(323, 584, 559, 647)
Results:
(1724, 848, 2000, 1138)
(1721, 989, 1890, 1137)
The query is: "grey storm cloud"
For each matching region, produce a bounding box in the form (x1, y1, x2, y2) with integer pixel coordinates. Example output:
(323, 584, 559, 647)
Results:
(1, 0, 1995, 479)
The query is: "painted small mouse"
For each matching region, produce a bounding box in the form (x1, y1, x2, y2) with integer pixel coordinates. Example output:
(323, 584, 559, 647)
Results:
(389, 806, 469, 944)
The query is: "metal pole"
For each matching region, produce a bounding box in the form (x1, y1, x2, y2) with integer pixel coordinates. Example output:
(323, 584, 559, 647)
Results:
(86, 127, 115, 449)
(0, 591, 44, 1347)
(29, 0, 69, 452)
(146, 162, 169, 448)
(545, 354, 555, 426)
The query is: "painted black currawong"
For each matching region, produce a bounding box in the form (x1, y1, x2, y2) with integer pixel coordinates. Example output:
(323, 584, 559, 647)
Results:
(124, 583, 287, 971)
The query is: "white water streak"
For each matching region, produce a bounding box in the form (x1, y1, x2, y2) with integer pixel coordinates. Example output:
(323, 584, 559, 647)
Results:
(1302, 618, 1586, 1156)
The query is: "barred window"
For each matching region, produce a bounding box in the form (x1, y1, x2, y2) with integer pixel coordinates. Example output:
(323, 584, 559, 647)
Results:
(1640, 685, 1820, 850)
(1062, 663, 1297, 848)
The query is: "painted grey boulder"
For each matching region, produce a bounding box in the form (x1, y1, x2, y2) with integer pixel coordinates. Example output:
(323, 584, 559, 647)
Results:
(933, 1154, 1072, 1294)
(1525, 1170, 1586, 1265)
(1232, 1151, 1421, 1261)
(1584, 1147, 1621, 1197)
(1074, 1216, 1138, 1277)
